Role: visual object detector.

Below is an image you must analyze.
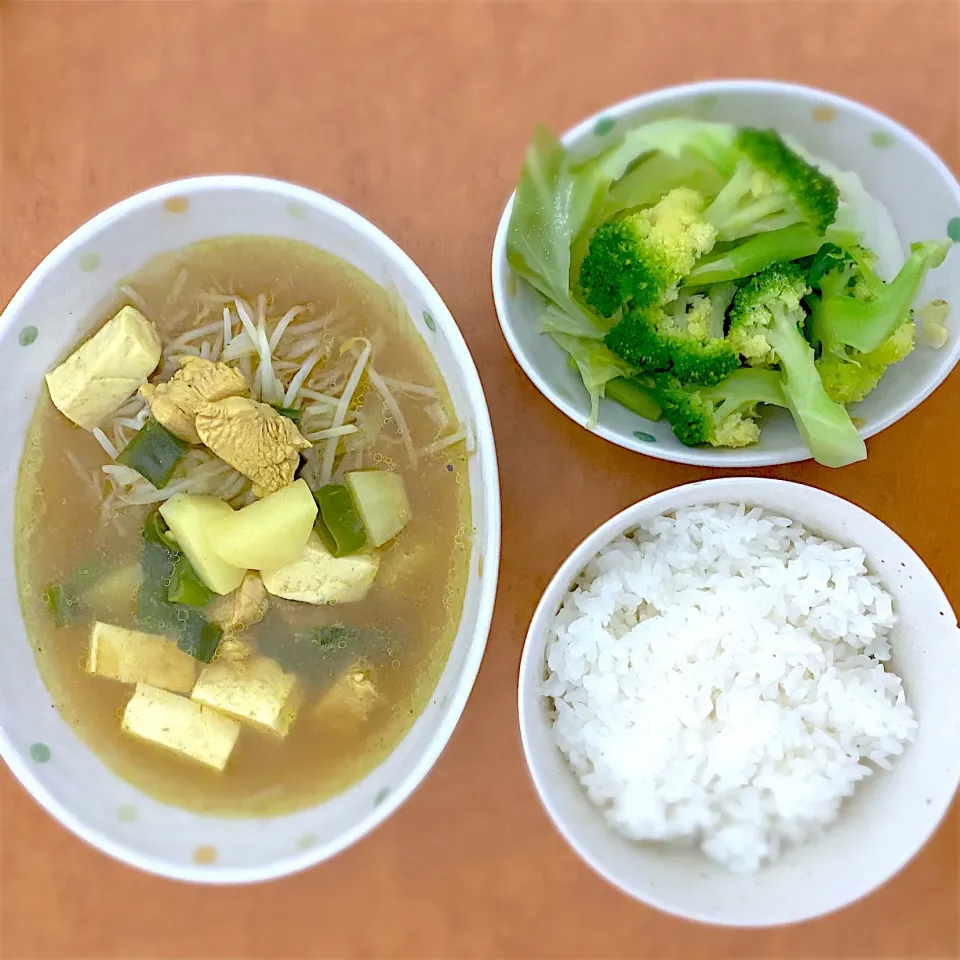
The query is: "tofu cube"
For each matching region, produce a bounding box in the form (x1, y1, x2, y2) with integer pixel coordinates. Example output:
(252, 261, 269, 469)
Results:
(191, 656, 303, 737)
(261, 532, 379, 605)
(86, 621, 198, 693)
(312, 665, 382, 732)
(45, 306, 162, 429)
(121, 683, 240, 771)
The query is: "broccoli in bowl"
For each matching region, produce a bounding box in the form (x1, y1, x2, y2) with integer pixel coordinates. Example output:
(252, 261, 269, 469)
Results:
(504, 117, 952, 468)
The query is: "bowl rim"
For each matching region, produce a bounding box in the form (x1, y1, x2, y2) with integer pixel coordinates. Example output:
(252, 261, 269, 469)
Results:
(0, 174, 502, 884)
(491, 78, 960, 467)
(517, 476, 960, 926)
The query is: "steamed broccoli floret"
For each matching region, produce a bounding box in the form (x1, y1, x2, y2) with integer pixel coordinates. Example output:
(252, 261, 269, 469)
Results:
(803, 239, 950, 404)
(817, 321, 915, 405)
(604, 286, 739, 385)
(654, 368, 787, 448)
(604, 308, 671, 370)
(578, 188, 717, 317)
(577, 128, 841, 316)
(704, 129, 839, 242)
(663, 286, 740, 384)
(727, 262, 866, 467)
(807, 239, 951, 356)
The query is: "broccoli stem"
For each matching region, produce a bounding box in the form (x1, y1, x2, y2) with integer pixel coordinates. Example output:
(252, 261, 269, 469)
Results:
(702, 367, 786, 417)
(684, 225, 825, 287)
(702, 165, 755, 234)
(767, 303, 867, 468)
(808, 240, 951, 354)
(605, 376, 662, 421)
(706, 284, 736, 338)
(706, 164, 797, 241)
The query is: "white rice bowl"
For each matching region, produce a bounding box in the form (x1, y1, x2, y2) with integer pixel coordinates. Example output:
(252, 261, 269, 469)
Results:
(543, 504, 917, 873)
(519, 478, 960, 926)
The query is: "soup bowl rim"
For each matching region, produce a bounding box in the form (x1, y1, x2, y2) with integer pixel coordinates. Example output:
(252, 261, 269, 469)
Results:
(0, 174, 501, 883)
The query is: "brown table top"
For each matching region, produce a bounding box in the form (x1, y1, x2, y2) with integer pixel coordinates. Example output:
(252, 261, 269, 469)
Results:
(2, 1, 958, 957)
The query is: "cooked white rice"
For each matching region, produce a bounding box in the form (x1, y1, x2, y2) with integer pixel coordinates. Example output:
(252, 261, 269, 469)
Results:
(544, 504, 917, 873)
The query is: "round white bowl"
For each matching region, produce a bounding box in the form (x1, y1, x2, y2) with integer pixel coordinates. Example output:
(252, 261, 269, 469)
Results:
(0, 176, 500, 883)
(492, 80, 960, 467)
(518, 478, 960, 926)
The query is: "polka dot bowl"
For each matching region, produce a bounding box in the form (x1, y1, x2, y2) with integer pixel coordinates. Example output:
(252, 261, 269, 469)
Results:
(0, 177, 500, 882)
(491, 80, 960, 466)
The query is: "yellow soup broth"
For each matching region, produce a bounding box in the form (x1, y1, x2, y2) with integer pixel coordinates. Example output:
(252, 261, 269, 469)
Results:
(16, 237, 471, 816)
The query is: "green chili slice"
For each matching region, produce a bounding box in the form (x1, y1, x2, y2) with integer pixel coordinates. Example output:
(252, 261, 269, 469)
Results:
(314, 484, 367, 557)
(275, 406, 302, 425)
(117, 419, 188, 488)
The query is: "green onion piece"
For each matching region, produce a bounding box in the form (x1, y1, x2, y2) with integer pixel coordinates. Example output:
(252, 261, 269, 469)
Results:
(314, 484, 367, 557)
(42, 584, 83, 627)
(605, 377, 662, 422)
(167, 555, 215, 607)
(137, 509, 219, 661)
(263, 622, 387, 688)
(116, 419, 188, 489)
(175, 613, 221, 663)
(275, 406, 302, 425)
(41, 550, 112, 626)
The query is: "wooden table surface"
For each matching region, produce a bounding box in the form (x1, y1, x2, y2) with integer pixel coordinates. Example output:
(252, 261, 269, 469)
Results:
(1, 1, 958, 957)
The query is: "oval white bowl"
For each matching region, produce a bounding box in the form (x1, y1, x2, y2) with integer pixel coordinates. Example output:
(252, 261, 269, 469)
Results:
(0, 176, 500, 883)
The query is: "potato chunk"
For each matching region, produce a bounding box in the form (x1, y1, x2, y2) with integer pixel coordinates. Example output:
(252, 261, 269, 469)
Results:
(261, 531, 379, 605)
(159, 494, 246, 595)
(211, 478, 317, 571)
(45, 306, 161, 429)
(86, 621, 197, 693)
(345, 470, 412, 547)
(121, 683, 240, 771)
(191, 656, 303, 738)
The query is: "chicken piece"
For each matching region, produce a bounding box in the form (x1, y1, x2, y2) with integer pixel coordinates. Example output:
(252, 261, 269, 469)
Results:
(140, 356, 248, 444)
(195, 396, 311, 493)
(311, 664, 382, 732)
(209, 572, 266, 663)
(210, 572, 268, 635)
(45, 306, 161, 429)
(217, 635, 257, 663)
